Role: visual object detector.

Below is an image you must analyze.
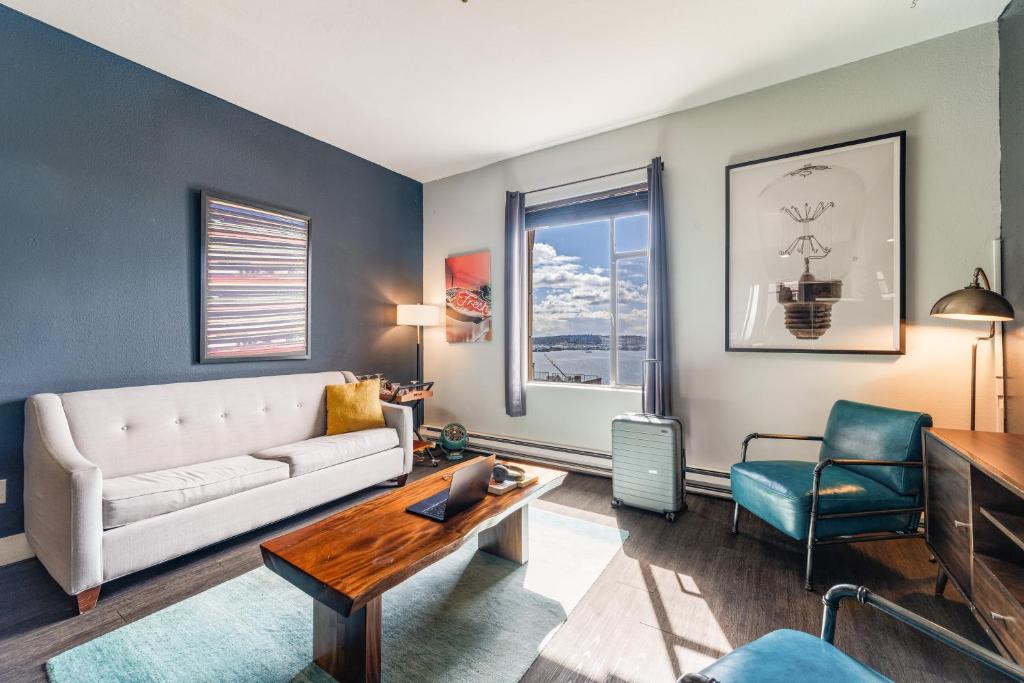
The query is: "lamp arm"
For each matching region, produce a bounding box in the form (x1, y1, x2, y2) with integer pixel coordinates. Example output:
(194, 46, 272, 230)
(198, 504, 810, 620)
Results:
(971, 320, 996, 432)
(972, 267, 992, 291)
(966, 266, 999, 344)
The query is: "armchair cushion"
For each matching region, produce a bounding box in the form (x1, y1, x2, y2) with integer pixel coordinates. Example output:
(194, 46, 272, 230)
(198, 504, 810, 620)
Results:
(820, 400, 932, 496)
(695, 629, 890, 682)
(731, 460, 919, 541)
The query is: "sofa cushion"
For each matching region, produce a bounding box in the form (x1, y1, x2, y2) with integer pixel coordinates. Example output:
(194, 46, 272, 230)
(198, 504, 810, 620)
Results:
(252, 428, 400, 477)
(102, 455, 289, 529)
(731, 460, 919, 542)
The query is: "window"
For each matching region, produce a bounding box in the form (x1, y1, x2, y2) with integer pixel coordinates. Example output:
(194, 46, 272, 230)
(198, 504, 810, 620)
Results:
(526, 186, 649, 387)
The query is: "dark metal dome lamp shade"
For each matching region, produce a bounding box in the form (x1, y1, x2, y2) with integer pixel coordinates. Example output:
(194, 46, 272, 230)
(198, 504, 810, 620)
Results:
(930, 267, 1015, 430)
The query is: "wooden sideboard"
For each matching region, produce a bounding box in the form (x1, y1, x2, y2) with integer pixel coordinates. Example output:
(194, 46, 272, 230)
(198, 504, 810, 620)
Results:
(924, 428, 1024, 663)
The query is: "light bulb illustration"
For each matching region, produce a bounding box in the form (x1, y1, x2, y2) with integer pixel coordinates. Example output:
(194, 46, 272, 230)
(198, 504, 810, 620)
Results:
(757, 162, 865, 340)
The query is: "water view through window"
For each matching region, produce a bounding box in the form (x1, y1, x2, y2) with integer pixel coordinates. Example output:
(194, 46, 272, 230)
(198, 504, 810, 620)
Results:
(529, 209, 649, 387)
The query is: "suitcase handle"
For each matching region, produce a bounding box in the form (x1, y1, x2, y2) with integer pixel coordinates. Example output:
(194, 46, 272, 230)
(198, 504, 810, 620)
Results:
(641, 358, 661, 416)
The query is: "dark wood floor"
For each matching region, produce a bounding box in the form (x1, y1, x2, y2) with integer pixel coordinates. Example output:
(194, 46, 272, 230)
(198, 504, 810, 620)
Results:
(0, 463, 1005, 682)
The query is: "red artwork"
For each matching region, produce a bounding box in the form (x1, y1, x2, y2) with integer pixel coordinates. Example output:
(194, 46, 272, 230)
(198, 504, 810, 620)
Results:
(445, 250, 492, 342)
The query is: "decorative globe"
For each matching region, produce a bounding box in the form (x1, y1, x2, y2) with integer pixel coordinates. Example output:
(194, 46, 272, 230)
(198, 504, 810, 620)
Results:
(439, 423, 469, 461)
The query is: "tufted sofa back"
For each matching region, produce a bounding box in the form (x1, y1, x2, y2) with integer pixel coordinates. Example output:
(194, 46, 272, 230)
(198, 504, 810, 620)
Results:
(57, 371, 357, 479)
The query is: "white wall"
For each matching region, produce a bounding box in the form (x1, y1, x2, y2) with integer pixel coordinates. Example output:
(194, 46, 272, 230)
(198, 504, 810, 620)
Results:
(423, 24, 1002, 476)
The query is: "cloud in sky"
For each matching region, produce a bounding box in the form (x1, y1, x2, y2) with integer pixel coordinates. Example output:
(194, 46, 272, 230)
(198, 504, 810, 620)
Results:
(532, 241, 647, 336)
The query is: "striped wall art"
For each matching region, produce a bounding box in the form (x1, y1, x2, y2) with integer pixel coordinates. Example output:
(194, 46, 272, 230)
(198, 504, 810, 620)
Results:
(200, 193, 311, 362)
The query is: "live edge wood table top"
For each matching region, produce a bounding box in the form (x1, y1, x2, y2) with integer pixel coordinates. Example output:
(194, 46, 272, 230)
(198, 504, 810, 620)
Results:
(260, 458, 567, 682)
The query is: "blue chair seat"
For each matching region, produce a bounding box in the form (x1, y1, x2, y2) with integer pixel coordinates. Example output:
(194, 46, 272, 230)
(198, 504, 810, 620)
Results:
(731, 460, 918, 542)
(697, 629, 891, 683)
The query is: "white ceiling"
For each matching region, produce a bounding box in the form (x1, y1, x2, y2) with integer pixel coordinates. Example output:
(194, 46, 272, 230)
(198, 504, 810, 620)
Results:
(5, 0, 1008, 182)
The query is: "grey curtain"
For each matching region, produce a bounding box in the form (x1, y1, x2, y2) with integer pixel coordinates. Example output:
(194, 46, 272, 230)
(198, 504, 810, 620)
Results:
(504, 191, 527, 417)
(643, 158, 672, 416)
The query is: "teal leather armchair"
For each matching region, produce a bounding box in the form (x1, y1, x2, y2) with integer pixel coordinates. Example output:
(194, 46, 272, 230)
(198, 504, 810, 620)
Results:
(730, 400, 932, 590)
(678, 584, 1024, 682)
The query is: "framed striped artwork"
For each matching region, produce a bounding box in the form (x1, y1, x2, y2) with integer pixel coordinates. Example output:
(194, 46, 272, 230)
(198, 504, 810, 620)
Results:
(200, 192, 311, 363)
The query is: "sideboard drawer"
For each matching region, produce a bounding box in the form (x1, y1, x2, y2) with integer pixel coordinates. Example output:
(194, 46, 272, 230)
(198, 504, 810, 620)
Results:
(975, 555, 1024, 662)
(925, 433, 973, 597)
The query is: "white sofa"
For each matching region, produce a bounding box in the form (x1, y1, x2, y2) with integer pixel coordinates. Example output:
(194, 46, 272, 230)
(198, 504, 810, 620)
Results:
(23, 370, 413, 612)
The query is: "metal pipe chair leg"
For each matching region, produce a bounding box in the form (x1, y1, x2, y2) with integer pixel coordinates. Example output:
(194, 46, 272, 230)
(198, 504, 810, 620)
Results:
(804, 511, 818, 592)
(805, 541, 815, 591)
(731, 503, 740, 535)
(805, 464, 825, 591)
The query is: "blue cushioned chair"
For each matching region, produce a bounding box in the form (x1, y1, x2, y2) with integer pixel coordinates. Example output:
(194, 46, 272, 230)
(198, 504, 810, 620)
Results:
(678, 584, 1024, 682)
(730, 400, 932, 590)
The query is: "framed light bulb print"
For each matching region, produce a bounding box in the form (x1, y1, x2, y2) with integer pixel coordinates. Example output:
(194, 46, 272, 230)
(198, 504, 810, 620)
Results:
(726, 131, 905, 354)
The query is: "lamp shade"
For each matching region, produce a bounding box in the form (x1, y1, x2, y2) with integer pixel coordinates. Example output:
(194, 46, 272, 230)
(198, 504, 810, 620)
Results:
(930, 287, 1015, 321)
(396, 304, 440, 327)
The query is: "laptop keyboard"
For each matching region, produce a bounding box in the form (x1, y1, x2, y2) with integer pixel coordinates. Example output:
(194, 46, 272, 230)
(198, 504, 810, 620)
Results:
(423, 499, 448, 519)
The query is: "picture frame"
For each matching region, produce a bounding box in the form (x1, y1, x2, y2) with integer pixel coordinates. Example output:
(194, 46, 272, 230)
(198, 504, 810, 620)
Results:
(725, 131, 906, 354)
(200, 191, 312, 363)
(445, 249, 492, 343)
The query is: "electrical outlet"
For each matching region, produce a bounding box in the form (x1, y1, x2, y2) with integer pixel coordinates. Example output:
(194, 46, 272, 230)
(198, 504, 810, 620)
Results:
(0, 479, 5, 505)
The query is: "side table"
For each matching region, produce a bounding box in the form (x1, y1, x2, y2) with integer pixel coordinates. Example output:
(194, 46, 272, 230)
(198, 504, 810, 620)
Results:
(390, 382, 437, 467)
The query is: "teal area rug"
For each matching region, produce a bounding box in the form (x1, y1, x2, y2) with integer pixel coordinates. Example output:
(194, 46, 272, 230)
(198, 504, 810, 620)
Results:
(47, 507, 627, 683)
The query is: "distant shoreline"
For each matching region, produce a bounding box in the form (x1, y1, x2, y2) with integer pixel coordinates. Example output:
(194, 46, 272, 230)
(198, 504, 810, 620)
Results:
(532, 334, 645, 352)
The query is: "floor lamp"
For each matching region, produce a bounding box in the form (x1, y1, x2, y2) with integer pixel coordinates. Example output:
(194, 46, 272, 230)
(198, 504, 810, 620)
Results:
(930, 267, 1015, 430)
(396, 304, 440, 430)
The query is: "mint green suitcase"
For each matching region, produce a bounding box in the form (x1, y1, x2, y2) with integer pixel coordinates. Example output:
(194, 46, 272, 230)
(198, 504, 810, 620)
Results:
(611, 413, 686, 521)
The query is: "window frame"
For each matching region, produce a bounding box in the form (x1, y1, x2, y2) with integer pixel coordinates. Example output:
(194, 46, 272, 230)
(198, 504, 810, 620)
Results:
(525, 186, 650, 389)
(609, 216, 649, 386)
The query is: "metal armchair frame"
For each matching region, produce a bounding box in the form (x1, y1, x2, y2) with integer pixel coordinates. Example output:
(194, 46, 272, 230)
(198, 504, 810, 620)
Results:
(821, 585, 1024, 679)
(732, 433, 924, 591)
(679, 584, 1024, 682)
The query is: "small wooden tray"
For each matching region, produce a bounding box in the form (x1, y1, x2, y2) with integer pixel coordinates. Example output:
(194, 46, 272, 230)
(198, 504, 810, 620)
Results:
(395, 389, 433, 403)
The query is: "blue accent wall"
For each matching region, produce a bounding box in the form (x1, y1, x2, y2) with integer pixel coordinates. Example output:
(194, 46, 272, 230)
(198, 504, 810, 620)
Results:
(0, 6, 423, 537)
(1002, 0, 1024, 433)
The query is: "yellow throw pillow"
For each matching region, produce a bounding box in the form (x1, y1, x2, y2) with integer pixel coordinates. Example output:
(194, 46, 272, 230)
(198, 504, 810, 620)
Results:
(326, 379, 386, 435)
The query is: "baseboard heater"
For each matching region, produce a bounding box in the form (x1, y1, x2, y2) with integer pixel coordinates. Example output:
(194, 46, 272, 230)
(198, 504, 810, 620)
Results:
(419, 425, 733, 500)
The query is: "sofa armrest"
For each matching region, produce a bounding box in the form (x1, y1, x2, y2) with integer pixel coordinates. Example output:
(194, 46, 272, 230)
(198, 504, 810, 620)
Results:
(380, 402, 414, 474)
(23, 393, 103, 595)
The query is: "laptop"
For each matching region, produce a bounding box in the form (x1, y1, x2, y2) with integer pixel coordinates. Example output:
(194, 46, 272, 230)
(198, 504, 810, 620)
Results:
(406, 455, 496, 522)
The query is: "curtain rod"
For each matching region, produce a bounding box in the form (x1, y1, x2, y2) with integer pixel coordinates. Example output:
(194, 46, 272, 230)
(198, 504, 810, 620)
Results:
(522, 162, 658, 196)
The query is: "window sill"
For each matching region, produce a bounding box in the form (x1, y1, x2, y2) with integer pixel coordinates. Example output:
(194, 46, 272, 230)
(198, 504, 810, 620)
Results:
(525, 381, 641, 394)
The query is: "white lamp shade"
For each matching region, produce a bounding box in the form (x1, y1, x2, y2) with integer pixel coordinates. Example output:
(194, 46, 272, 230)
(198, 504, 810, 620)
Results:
(397, 304, 440, 327)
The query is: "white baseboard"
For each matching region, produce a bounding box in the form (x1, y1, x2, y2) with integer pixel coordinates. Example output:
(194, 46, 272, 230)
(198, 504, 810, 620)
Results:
(420, 424, 613, 473)
(0, 533, 34, 566)
(419, 424, 732, 498)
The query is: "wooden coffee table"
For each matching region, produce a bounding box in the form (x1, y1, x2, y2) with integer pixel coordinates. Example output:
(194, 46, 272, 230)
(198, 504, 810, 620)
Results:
(260, 458, 567, 682)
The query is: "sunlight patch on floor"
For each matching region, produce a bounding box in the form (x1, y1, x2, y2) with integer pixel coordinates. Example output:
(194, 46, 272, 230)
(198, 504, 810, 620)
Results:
(536, 625, 721, 682)
(521, 508, 626, 611)
(640, 563, 731, 653)
(607, 554, 733, 677)
(535, 499, 623, 529)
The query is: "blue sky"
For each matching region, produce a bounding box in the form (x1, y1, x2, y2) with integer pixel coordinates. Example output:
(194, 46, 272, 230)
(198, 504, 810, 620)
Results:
(531, 215, 649, 337)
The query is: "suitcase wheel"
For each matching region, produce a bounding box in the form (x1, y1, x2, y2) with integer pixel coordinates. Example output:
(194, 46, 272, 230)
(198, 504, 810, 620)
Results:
(664, 511, 677, 522)
(611, 498, 623, 509)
